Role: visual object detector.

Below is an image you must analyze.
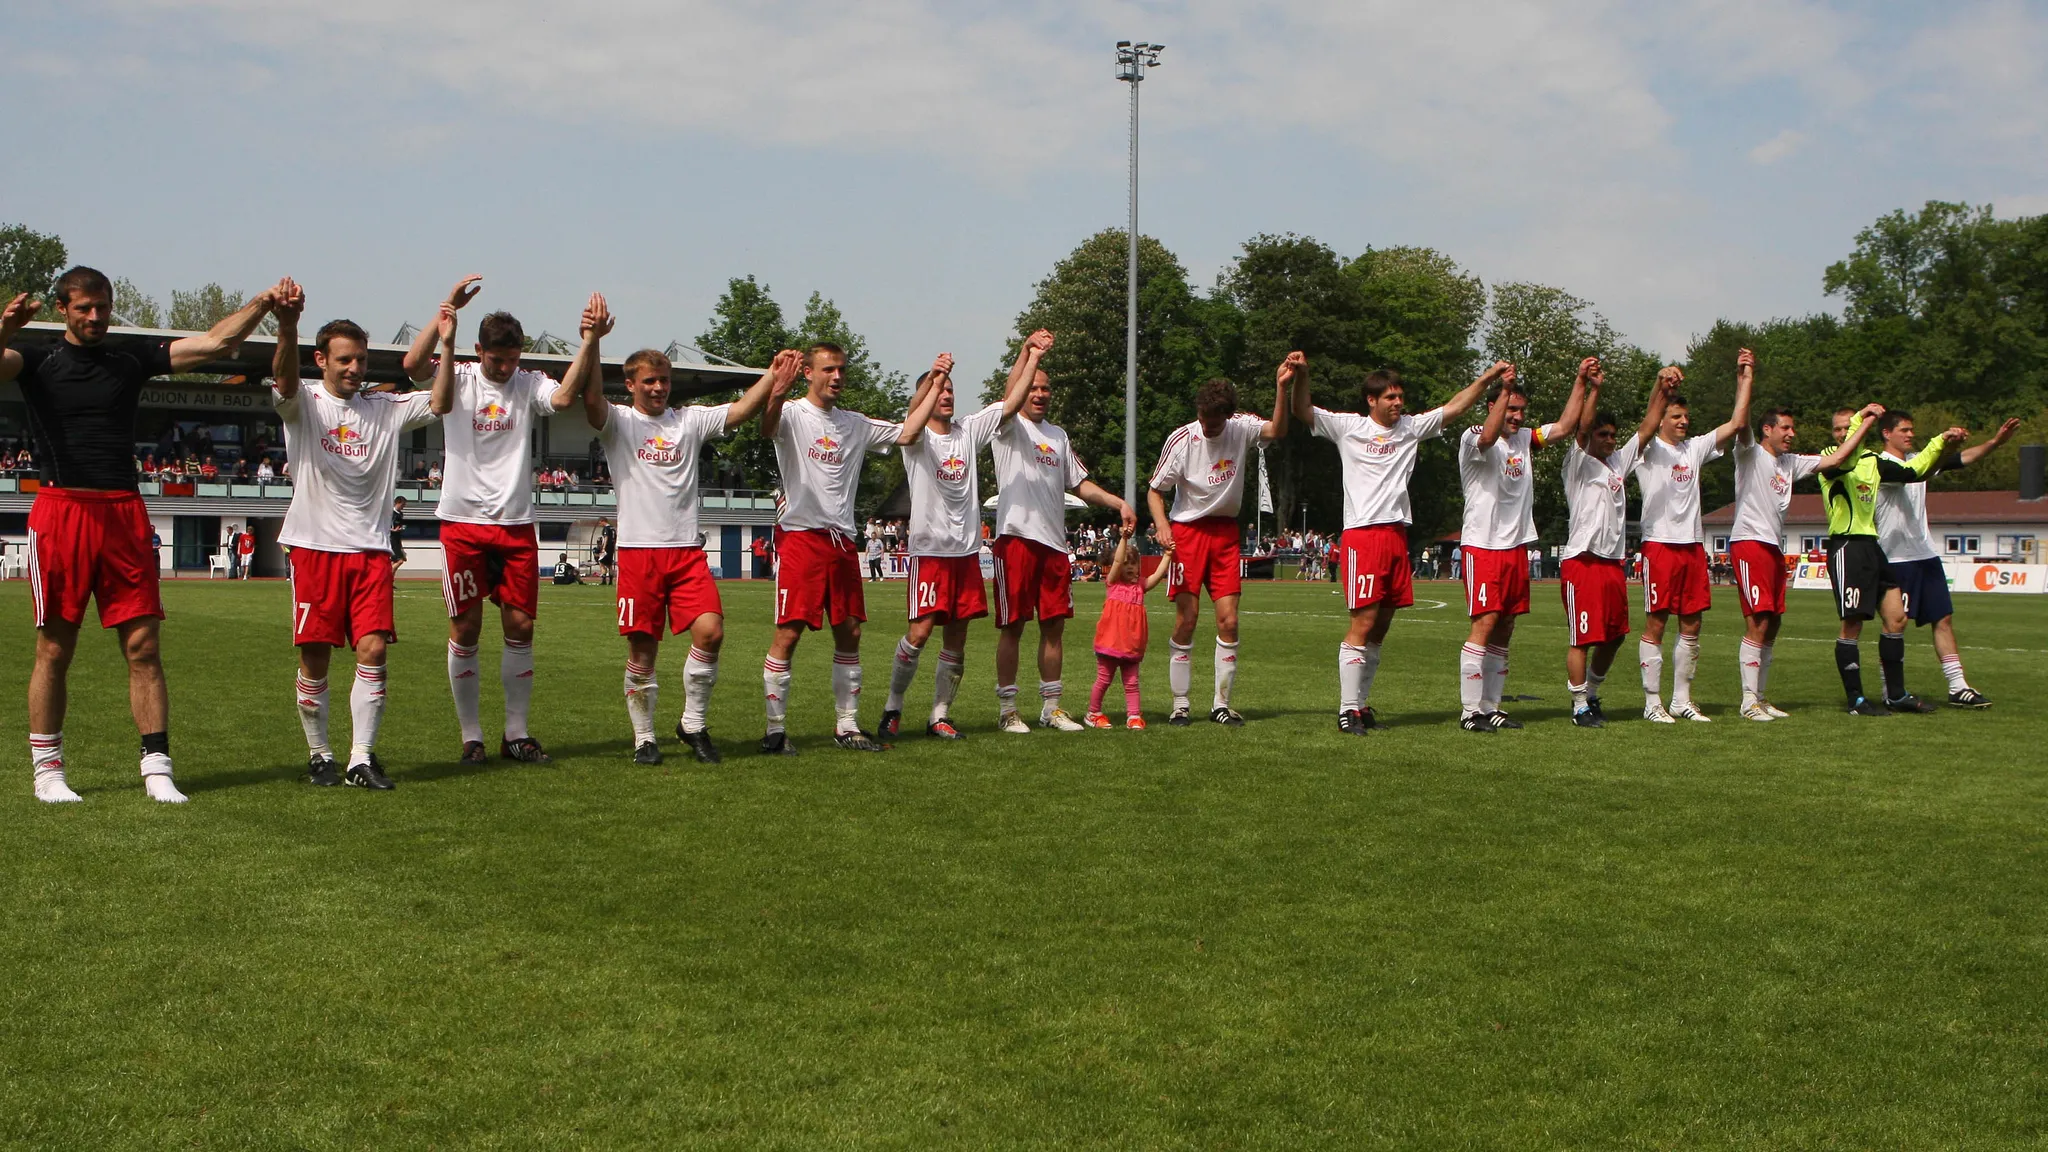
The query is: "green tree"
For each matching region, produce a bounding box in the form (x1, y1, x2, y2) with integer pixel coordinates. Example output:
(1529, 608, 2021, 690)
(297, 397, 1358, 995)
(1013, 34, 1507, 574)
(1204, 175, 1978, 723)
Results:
(697, 276, 793, 491)
(0, 223, 66, 319)
(169, 283, 245, 331)
(791, 291, 910, 520)
(113, 277, 163, 329)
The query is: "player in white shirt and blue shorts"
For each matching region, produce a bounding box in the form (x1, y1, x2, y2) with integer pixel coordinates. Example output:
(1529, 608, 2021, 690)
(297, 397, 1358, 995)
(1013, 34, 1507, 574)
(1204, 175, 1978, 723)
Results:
(1145, 353, 1298, 727)
(1294, 361, 1503, 735)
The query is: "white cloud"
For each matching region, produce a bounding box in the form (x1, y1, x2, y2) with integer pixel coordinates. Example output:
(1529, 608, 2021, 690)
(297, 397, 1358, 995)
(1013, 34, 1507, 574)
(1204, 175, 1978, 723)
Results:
(1749, 128, 1806, 165)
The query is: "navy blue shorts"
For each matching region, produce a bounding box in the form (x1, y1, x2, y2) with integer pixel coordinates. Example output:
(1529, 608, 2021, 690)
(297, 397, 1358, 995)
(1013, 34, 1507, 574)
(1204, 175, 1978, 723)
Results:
(1891, 557, 1953, 625)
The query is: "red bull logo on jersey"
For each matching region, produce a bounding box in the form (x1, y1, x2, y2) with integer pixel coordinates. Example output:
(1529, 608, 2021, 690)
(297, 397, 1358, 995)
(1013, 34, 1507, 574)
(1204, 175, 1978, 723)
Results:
(1502, 453, 1525, 480)
(936, 454, 967, 484)
(808, 435, 844, 465)
(1364, 433, 1397, 458)
(322, 420, 369, 458)
(1207, 458, 1238, 485)
(1771, 469, 1791, 496)
(1670, 462, 1694, 487)
(473, 401, 513, 432)
(1033, 441, 1059, 467)
(638, 432, 683, 465)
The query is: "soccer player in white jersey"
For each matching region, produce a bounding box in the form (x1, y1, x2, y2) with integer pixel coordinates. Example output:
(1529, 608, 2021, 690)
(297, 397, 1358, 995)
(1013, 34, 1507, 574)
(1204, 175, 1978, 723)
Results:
(1455, 359, 1585, 732)
(1146, 353, 1299, 727)
(879, 340, 1038, 740)
(990, 345, 1138, 733)
(402, 276, 584, 766)
(1294, 361, 1503, 734)
(577, 296, 794, 764)
(1630, 360, 1751, 722)
(1560, 359, 1665, 728)
(1728, 381, 1877, 721)
(1875, 412, 2019, 708)
(271, 284, 440, 790)
(759, 343, 905, 753)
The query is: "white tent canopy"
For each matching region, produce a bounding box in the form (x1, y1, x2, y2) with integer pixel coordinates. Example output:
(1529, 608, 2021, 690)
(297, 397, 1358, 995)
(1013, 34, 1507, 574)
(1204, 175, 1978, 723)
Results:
(982, 493, 1087, 510)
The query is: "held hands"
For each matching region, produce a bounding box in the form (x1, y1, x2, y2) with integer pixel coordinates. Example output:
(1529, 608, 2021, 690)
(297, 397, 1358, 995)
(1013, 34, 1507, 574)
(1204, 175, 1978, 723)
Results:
(1484, 360, 1514, 382)
(1, 292, 42, 335)
(1656, 365, 1684, 395)
(579, 293, 614, 340)
(1942, 426, 1969, 445)
(1279, 350, 1308, 388)
(446, 275, 484, 311)
(765, 349, 804, 398)
(1736, 347, 1755, 382)
(1117, 500, 1138, 533)
(1576, 356, 1604, 386)
(435, 302, 458, 347)
(1026, 329, 1054, 355)
(272, 278, 305, 324)
(930, 352, 955, 381)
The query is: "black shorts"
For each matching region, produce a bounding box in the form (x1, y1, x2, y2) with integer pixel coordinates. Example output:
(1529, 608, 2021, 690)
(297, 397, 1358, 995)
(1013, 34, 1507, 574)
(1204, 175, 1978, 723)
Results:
(1826, 536, 1892, 621)
(1891, 557, 1954, 625)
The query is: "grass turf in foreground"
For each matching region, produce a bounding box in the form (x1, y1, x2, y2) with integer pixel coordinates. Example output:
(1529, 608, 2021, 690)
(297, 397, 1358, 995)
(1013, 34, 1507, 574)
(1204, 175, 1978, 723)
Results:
(1, 578, 2044, 1148)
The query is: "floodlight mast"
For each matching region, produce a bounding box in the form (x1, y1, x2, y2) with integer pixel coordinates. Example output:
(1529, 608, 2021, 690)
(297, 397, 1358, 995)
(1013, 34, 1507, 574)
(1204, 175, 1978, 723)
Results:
(1115, 40, 1162, 508)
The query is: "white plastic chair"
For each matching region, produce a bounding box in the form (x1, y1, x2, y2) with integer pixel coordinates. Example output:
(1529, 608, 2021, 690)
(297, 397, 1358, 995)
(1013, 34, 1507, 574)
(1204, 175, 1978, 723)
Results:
(208, 549, 231, 578)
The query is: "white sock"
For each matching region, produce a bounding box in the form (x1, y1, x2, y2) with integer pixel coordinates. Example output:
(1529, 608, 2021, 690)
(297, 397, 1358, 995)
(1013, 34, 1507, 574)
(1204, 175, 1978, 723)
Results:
(447, 641, 483, 745)
(624, 658, 658, 746)
(1213, 640, 1239, 711)
(885, 637, 922, 712)
(296, 675, 332, 758)
(763, 657, 791, 734)
(1941, 653, 1970, 693)
(1338, 644, 1367, 713)
(1039, 679, 1063, 719)
(1757, 644, 1775, 697)
(1482, 644, 1510, 714)
(682, 647, 718, 734)
(348, 664, 388, 766)
(832, 653, 863, 734)
(30, 732, 78, 803)
(1672, 635, 1700, 706)
(1587, 665, 1607, 700)
(996, 682, 1020, 716)
(1569, 681, 1589, 710)
(1169, 641, 1194, 709)
(1460, 642, 1486, 718)
(932, 649, 964, 722)
(1739, 639, 1764, 704)
(141, 752, 185, 803)
(1639, 638, 1664, 707)
(501, 639, 534, 742)
(1359, 642, 1382, 706)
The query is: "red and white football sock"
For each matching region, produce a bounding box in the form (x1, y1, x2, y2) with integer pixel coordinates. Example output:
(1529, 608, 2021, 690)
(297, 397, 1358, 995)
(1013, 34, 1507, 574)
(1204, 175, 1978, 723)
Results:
(931, 649, 963, 723)
(501, 638, 534, 742)
(885, 636, 922, 713)
(1638, 638, 1664, 709)
(624, 658, 658, 746)
(762, 657, 791, 734)
(1459, 643, 1487, 718)
(832, 653, 863, 734)
(1338, 644, 1367, 713)
(30, 732, 77, 803)
(1941, 653, 1971, 694)
(1738, 639, 1765, 705)
(296, 674, 332, 759)
(682, 647, 718, 734)
(1168, 641, 1193, 710)
(1481, 644, 1510, 714)
(348, 664, 387, 766)
(1213, 640, 1239, 711)
(447, 641, 483, 745)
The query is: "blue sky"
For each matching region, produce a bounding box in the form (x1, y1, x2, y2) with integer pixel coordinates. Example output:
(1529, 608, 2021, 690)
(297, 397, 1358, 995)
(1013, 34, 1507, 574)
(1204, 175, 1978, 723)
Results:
(9, 1, 2048, 391)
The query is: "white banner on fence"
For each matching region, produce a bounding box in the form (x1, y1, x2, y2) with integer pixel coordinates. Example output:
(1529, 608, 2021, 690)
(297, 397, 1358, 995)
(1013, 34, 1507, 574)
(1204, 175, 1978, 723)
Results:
(1943, 561, 2048, 594)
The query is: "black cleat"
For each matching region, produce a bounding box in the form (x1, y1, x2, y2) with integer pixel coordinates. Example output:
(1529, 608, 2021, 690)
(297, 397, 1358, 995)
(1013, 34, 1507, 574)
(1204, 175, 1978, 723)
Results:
(877, 709, 902, 739)
(633, 741, 663, 766)
(459, 740, 488, 765)
(1948, 688, 1992, 709)
(1337, 709, 1371, 736)
(1485, 711, 1524, 731)
(833, 729, 889, 752)
(1883, 694, 1937, 715)
(1209, 707, 1245, 727)
(501, 736, 552, 763)
(926, 719, 966, 740)
(1460, 713, 1494, 733)
(760, 731, 799, 756)
(344, 755, 395, 790)
(1167, 707, 1194, 727)
(675, 720, 722, 764)
(305, 755, 342, 786)
(1572, 707, 1605, 729)
(1359, 707, 1381, 730)
(1847, 697, 1893, 717)
(1587, 696, 1606, 723)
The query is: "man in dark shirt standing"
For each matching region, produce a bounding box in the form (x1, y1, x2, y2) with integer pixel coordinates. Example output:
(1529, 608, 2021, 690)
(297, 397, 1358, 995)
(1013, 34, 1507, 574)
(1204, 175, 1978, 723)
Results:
(0, 267, 282, 803)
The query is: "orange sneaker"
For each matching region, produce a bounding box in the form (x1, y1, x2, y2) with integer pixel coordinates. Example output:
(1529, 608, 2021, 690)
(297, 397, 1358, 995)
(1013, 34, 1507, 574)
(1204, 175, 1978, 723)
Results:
(1084, 711, 1113, 730)
(1126, 715, 1147, 730)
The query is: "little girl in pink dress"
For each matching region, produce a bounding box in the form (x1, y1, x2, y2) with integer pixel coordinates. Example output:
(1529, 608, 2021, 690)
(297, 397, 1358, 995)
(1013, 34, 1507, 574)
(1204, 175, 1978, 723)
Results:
(1087, 528, 1173, 729)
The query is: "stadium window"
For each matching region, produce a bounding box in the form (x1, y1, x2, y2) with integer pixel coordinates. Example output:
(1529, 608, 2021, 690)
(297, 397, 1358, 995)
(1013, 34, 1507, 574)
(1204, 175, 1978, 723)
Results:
(1712, 535, 1730, 553)
(1800, 535, 1823, 553)
(1965, 535, 1982, 555)
(1997, 534, 2032, 558)
(1945, 535, 1965, 555)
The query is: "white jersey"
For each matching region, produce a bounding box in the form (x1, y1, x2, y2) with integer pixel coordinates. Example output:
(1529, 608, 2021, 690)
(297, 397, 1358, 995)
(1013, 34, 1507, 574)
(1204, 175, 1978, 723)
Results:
(598, 402, 731, 549)
(1457, 424, 1559, 551)
(273, 381, 437, 553)
(435, 361, 561, 525)
(992, 413, 1087, 550)
(1562, 437, 1643, 561)
(902, 403, 1003, 557)
(771, 397, 898, 534)
(1730, 442, 1824, 547)
(1876, 449, 1942, 562)
(1150, 414, 1264, 522)
(1310, 406, 1449, 529)
(1633, 433, 1725, 545)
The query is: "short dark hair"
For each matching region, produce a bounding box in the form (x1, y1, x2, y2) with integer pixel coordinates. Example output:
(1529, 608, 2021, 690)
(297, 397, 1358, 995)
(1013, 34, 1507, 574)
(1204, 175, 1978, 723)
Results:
(1759, 407, 1796, 434)
(806, 342, 847, 364)
(315, 318, 369, 354)
(1591, 409, 1619, 432)
(53, 266, 112, 306)
(1362, 369, 1403, 403)
(1665, 393, 1689, 410)
(1833, 406, 1858, 419)
(476, 311, 524, 351)
(1879, 409, 1914, 435)
(1196, 378, 1239, 421)
(1484, 379, 1528, 405)
(621, 348, 670, 379)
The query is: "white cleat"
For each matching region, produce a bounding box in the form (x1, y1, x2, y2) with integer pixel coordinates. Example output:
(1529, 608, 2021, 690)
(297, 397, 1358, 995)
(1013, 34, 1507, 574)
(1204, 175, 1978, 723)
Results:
(144, 775, 189, 804)
(1761, 701, 1790, 719)
(34, 772, 82, 803)
(996, 710, 1031, 735)
(1040, 708, 1086, 732)
(1643, 704, 1676, 724)
(1670, 701, 1712, 723)
(1739, 703, 1777, 723)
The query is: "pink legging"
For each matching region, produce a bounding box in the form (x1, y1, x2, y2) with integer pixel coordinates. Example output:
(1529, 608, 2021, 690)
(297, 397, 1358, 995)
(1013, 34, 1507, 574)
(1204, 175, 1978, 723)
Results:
(1089, 654, 1142, 716)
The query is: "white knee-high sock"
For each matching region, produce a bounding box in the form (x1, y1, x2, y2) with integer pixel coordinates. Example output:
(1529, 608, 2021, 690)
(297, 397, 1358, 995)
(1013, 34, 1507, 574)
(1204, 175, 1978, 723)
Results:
(349, 664, 388, 765)
(1213, 640, 1239, 711)
(832, 653, 862, 733)
(1168, 641, 1193, 709)
(1359, 642, 1383, 707)
(885, 637, 922, 712)
(1338, 644, 1367, 713)
(1587, 665, 1607, 699)
(296, 675, 332, 758)
(1672, 635, 1700, 706)
(932, 649, 964, 722)
(1758, 644, 1775, 697)
(763, 657, 791, 734)
(682, 647, 718, 734)
(448, 642, 483, 745)
(1739, 639, 1764, 704)
(624, 658, 658, 746)
(501, 638, 534, 741)
(1460, 642, 1487, 718)
(1482, 644, 1510, 714)
(1639, 638, 1664, 707)
(1941, 652, 1970, 693)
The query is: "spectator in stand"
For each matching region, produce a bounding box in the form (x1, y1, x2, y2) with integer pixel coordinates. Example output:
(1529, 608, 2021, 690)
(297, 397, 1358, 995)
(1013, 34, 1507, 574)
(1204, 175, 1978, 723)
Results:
(410, 462, 428, 481)
(199, 458, 219, 482)
(882, 518, 899, 553)
(256, 457, 275, 486)
(233, 458, 249, 481)
(161, 458, 183, 480)
(427, 461, 442, 487)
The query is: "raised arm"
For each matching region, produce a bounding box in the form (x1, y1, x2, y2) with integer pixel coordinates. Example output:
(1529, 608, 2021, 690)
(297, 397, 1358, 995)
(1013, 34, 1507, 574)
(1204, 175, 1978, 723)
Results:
(1000, 329, 1053, 424)
(1575, 361, 1607, 451)
(1474, 364, 1515, 451)
(403, 275, 483, 382)
(896, 353, 952, 444)
(426, 304, 460, 415)
(1878, 425, 1968, 482)
(1960, 417, 2022, 467)
(0, 292, 36, 383)
(269, 280, 306, 401)
(1442, 361, 1512, 423)
(1543, 357, 1592, 448)
(1633, 368, 1680, 450)
(1263, 352, 1302, 442)
(1712, 347, 1754, 451)
(577, 293, 614, 430)
(168, 280, 281, 372)
(1073, 478, 1138, 532)
(1291, 355, 1317, 427)
(758, 344, 796, 442)
(1141, 538, 1175, 592)
(1817, 402, 1885, 471)
(729, 349, 800, 431)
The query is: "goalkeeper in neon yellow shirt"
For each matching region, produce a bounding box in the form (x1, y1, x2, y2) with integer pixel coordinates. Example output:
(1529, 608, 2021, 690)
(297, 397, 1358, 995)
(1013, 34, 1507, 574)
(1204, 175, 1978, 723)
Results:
(1821, 407, 1965, 715)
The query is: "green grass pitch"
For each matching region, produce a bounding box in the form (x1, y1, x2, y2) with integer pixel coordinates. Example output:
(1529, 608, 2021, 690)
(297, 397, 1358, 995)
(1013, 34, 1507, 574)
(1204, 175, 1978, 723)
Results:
(2, 575, 2044, 1148)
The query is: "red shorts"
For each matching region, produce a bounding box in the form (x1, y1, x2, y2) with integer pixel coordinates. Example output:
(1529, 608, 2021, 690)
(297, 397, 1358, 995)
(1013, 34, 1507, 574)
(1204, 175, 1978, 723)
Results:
(1339, 525, 1415, 610)
(776, 529, 865, 630)
(617, 546, 722, 636)
(1731, 540, 1787, 617)
(992, 535, 1073, 626)
(1561, 554, 1631, 645)
(1462, 545, 1532, 618)
(289, 548, 395, 647)
(1641, 541, 1713, 615)
(1164, 516, 1243, 601)
(26, 488, 164, 629)
(906, 553, 988, 622)
(439, 520, 540, 619)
